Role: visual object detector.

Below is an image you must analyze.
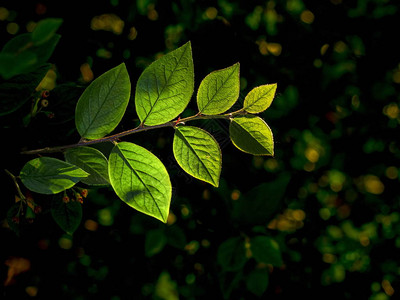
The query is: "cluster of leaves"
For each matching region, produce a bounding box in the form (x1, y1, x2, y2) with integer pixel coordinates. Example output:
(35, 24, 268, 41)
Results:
(3, 22, 277, 234)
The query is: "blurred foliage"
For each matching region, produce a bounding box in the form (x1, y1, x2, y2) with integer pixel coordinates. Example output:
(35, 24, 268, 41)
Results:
(1, 0, 400, 299)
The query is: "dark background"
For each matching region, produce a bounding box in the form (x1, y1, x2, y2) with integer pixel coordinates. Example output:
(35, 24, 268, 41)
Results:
(1, 0, 400, 299)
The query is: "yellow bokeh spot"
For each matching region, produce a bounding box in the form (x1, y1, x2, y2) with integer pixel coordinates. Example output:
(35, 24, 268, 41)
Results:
(333, 41, 347, 53)
(364, 175, 384, 195)
(25, 286, 38, 297)
(0, 7, 10, 21)
(205, 7, 218, 19)
(167, 212, 176, 225)
(320, 44, 329, 55)
(26, 21, 36, 32)
(304, 162, 315, 172)
(147, 6, 158, 21)
(128, 26, 138, 40)
(322, 253, 336, 264)
(300, 10, 314, 24)
(292, 209, 306, 221)
(257, 40, 282, 56)
(6, 22, 19, 34)
(202, 189, 210, 200)
(264, 158, 279, 171)
(359, 234, 370, 247)
(58, 236, 73, 250)
(383, 103, 399, 119)
(385, 166, 398, 179)
(80, 63, 94, 83)
(351, 95, 360, 109)
(91, 14, 124, 35)
(231, 189, 240, 201)
(393, 70, 400, 84)
(181, 205, 190, 217)
(382, 279, 395, 296)
(84, 219, 98, 231)
(305, 147, 320, 163)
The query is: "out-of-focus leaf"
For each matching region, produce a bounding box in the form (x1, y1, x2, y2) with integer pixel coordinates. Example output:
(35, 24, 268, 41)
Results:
(217, 236, 247, 271)
(51, 193, 82, 234)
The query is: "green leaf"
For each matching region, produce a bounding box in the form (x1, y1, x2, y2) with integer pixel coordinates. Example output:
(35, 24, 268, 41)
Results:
(0, 64, 51, 116)
(229, 115, 274, 156)
(173, 126, 221, 187)
(32, 18, 63, 45)
(217, 237, 247, 271)
(0, 51, 38, 80)
(246, 268, 269, 297)
(232, 173, 290, 225)
(109, 142, 172, 223)
(135, 41, 194, 126)
(243, 83, 277, 113)
(65, 146, 110, 186)
(0, 33, 60, 79)
(165, 225, 187, 249)
(250, 236, 283, 267)
(145, 228, 167, 257)
(20, 157, 89, 194)
(197, 63, 240, 115)
(75, 63, 131, 139)
(51, 193, 82, 234)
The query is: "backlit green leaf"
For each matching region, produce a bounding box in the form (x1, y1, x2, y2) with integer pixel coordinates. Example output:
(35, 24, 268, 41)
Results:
(65, 146, 110, 186)
(135, 41, 194, 125)
(109, 142, 172, 223)
(32, 18, 63, 45)
(243, 83, 277, 113)
(217, 236, 247, 271)
(173, 126, 221, 187)
(75, 63, 131, 139)
(51, 193, 82, 234)
(20, 157, 89, 194)
(230, 115, 274, 156)
(250, 236, 283, 267)
(197, 63, 240, 115)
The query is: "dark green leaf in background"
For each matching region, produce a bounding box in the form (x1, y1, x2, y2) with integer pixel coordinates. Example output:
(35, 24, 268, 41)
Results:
(173, 126, 221, 187)
(217, 236, 247, 271)
(135, 41, 194, 125)
(20, 157, 89, 194)
(246, 268, 270, 297)
(109, 142, 172, 223)
(65, 146, 110, 186)
(51, 193, 82, 234)
(250, 236, 283, 267)
(32, 18, 63, 45)
(75, 63, 131, 139)
(145, 228, 167, 257)
(230, 115, 274, 156)
(197, 63, 240, 115)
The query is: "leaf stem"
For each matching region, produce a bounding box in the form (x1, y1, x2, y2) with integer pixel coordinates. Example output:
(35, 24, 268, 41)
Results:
(21, 110, 248, 155)
(5, 169, 26, 201)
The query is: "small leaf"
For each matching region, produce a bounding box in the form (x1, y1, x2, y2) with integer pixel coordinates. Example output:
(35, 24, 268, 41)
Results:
(243, 83, 277, 113)
(230, 115, 274, 156)
(32, 18, 63, 45)
(250, 236, 283, 267)
(173, 126, 221, 187)
(197, 63, 240, 115)
(109, 142, 172, 223)
(20, 157, 89, 194)
(246, 268, 269, 297)
(75, 63, 131, 140)
(217, 237, 247, 271)
(135, 41, 194, 126)
(0, 51, 37, 80)
(65, 146, 110, 186)
(51, 193, 82, 234)
(145, 228, 167, 257)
